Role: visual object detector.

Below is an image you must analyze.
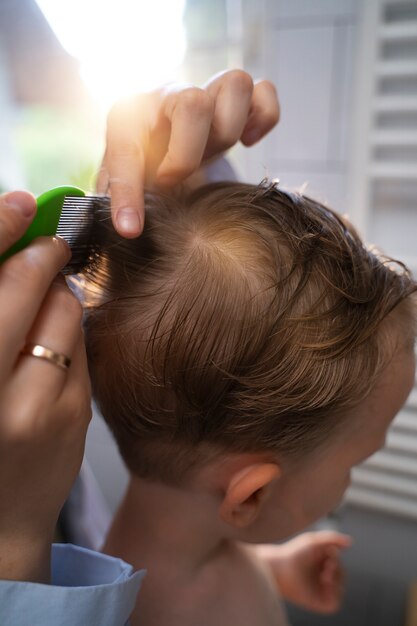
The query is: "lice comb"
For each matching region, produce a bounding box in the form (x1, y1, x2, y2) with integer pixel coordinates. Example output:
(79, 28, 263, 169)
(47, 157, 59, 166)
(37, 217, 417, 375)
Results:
(0, 186, 111, 275)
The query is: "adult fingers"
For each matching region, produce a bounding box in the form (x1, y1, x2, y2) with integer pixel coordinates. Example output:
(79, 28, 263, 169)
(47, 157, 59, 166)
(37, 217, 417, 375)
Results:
(202, 70, 254, 159)
(240, 79, 280, 146)
(0, 191, 37, 254)
(11, 276, 83, 404)
(0, 331, 91, 535)
(104, 96, 148, 238)
(56, 331, 92, 440)
(0, 238, 71, 382)
(155, 85, 214, 185)
(0, 276, 84, 441)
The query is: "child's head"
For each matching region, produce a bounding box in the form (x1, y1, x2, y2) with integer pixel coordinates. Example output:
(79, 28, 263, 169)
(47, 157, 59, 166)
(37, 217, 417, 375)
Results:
(83, 181, 416, 537)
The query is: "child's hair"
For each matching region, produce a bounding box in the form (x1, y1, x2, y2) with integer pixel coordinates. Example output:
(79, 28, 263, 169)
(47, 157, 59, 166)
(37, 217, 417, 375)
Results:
(82, 181, 417, 486)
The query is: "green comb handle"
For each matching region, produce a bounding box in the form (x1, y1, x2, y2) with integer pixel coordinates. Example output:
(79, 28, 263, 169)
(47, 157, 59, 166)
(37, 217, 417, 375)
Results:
(0, 186, 85, 264)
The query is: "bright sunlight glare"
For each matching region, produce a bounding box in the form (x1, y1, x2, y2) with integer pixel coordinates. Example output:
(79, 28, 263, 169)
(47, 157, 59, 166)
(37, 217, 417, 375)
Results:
(35, 0, 187, 111)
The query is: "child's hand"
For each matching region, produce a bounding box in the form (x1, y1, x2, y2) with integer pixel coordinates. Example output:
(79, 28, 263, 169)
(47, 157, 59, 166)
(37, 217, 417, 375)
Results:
(257, 530, 352, 614)
(97, 69, 280, 238)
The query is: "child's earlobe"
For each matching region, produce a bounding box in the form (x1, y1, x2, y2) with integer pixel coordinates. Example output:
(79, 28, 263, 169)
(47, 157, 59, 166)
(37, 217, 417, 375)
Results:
(219, 462, 280, 529)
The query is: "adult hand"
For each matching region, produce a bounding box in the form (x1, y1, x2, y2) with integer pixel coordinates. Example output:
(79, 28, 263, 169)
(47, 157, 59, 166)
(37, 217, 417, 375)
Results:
(97, 69, 280, 238)
(0, 191, 92, 583)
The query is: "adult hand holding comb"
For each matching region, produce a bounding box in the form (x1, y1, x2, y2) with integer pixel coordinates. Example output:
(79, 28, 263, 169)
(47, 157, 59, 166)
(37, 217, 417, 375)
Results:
(98, 69, 280, 237)
(0, 191, 91, 583)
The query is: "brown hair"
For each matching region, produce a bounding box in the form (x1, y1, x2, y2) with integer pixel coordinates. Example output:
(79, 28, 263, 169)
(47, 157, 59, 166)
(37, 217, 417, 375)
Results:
(82, 181, 417, 485)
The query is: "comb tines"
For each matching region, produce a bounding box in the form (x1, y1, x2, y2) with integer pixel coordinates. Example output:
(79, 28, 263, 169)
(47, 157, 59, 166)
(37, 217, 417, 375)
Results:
(58, 195, 111, 275)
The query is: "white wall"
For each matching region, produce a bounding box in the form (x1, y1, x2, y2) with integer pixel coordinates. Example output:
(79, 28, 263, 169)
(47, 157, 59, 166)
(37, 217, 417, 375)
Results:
(235, 0, 359, 217)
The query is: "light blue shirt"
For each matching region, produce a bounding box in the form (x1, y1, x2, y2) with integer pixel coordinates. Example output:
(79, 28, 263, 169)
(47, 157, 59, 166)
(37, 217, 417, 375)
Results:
(0, 544, 145, 626)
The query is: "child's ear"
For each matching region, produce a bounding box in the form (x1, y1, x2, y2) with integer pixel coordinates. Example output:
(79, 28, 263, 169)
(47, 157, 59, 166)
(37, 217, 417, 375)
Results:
(219, 463, 280, 529)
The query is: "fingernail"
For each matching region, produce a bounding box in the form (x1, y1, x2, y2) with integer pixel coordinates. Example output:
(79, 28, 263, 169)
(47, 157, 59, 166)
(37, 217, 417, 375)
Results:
(4, 191, 36, 218)
(54, 236, 72, 261)
(116, 208, 141, 236)
(244, 129, 261, 145)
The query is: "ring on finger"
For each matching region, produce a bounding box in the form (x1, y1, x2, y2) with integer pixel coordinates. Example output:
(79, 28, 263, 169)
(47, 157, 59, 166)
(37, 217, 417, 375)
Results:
(21, 343, 71, 370)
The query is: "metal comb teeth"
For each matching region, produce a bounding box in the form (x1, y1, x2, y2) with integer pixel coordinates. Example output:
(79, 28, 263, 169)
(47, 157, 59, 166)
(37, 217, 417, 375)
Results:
(57, 195, 111, 275)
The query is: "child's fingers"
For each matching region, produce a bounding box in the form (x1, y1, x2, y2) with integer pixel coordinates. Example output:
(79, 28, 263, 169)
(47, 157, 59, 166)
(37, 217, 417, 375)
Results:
(310, 530, 353, 549)
(241, 79, 280, 146)
(315, 556, 346, 614)
(321, 550, 344, 584)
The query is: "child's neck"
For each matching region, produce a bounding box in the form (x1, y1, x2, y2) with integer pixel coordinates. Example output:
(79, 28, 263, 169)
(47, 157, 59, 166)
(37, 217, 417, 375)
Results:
(102, 475, 287, 626)
(103, 474, 229, 580)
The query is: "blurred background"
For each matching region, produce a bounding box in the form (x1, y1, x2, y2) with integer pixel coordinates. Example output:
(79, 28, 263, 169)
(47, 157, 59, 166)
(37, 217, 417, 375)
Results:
(1, 0, 417, 624)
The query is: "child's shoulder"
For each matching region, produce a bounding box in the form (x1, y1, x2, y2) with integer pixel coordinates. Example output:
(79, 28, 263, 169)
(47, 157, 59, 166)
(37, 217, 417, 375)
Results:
(135, 541, 289, 626)
(176, 542, 290, 626)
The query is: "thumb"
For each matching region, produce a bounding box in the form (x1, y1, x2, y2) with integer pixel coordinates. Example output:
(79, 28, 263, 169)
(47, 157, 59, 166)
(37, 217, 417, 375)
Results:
(313, 530, 353, 550)
(0, 191, 37, 255)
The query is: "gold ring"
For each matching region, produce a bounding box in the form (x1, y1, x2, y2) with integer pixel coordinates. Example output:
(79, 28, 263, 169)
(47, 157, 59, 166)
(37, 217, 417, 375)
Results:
(21, 343, 71, 370)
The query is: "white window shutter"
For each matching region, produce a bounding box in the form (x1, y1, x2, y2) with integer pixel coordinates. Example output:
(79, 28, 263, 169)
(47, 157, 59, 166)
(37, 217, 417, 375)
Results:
(346, 0, 417, 519)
